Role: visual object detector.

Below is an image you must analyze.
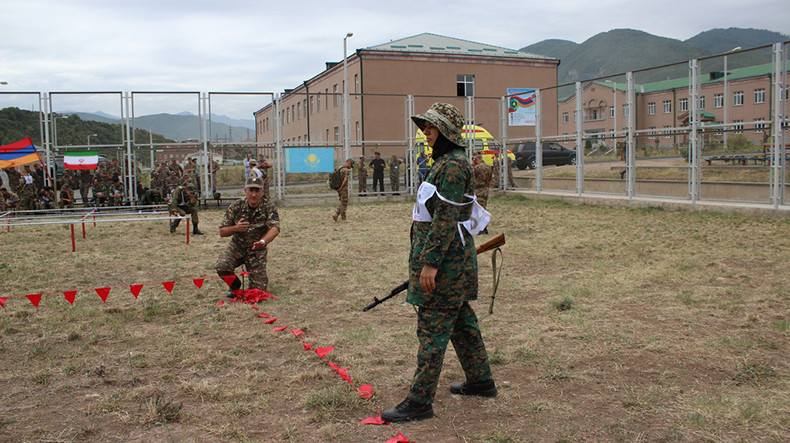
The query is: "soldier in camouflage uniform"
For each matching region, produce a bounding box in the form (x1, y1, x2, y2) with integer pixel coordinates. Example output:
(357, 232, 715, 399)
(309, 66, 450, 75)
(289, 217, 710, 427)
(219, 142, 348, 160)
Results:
(169, 183, 203, 235)
(382, 103, 495, 423)
(216, 176, 280, 297)
(472, 153, 492, 209)
(389, 154, 403, 194)
(17, 172, 38, 210)
(357, 156, 368, 195)
(90, 177, 107, 206)
(78, 170, 92, 205)
(107, 178, 125, 206)
(332, 159, 352, 221)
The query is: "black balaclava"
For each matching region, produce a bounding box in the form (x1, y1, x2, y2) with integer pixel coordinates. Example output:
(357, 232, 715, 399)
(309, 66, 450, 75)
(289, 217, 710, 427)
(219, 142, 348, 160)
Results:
(431, 131, 462, 161)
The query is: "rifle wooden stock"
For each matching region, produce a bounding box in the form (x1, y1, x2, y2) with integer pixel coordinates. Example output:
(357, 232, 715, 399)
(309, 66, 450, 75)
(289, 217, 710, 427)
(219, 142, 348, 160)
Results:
(362, 233, 506, 312)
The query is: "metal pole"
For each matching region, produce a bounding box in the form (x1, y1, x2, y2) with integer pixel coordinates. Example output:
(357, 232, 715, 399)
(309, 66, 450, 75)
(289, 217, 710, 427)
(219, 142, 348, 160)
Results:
(771, 43, 785, 208)
(724, 54, 729, 151)
(535, 89, 543, 193)
(201, 93, 210, 204)
(343, 33, 353, 162)
(626, 72, 636, 199)
(275, 94, 283, 201)
(689, 60, 700, 203)
(42, 93, 52, 187)
(574, 82, 584, 195)
(124, 93, 135, 204)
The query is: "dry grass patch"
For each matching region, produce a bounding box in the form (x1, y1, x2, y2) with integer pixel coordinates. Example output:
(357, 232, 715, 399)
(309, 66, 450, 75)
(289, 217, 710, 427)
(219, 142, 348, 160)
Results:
(1, 195, 789, 441)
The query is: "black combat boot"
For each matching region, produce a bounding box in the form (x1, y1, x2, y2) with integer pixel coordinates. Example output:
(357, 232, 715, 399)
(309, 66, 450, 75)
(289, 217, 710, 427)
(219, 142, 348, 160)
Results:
(225, 276, 241, 299)
(192, 222, 204, 235)
(169, 220, 178, 234)
(449, 379, 497, 397)
(381, 398, 433, 422)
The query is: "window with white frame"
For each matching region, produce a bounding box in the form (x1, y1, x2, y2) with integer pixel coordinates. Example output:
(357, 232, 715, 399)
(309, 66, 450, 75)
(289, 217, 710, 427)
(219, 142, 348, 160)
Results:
(310, 96, 314, 115)
(334, 126, 339, 141)
(333, 85, 339, 106)
(317, 94, 321, 113)
(714, 93, 724, 108)
(699, 95, 706, 109)
(734, 120, 743, 133)
(610, 106, 615, 118)
(663, 100, 672, 113)
(573, 110, 577, 122)
(457, 74, 474, 97)
(663, 125, 671, 138)
(562, 112, 569, 123)
(297, 102, 301, 120)
(679, 98, 688, 112)
(622, 104, 629, 117)
(354, 74, 359, 97)
(754, 88, 765, 104)
(325, 89, 329, 110)
(648, 126, 656, 138)
(355, 121, 360, 140)
(733, 90, 744, 106)
(754, 118, 766, 133)
(648, 102, 656, 115)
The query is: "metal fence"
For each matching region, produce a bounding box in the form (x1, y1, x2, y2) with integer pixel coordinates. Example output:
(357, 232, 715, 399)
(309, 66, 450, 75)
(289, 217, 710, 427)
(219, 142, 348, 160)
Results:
(1, 41, 787, 209)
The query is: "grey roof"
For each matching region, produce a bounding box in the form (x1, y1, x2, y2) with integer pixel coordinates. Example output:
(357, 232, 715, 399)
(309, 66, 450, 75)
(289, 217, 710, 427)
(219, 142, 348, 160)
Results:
(364, 33, 556, 61)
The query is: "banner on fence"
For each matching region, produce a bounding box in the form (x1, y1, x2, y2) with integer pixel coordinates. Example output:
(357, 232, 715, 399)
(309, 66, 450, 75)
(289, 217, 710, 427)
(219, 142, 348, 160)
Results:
(284, 147, 334, 173)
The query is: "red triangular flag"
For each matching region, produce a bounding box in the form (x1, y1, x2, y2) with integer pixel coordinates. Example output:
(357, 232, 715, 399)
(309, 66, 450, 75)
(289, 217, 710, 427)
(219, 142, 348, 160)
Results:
(0, 297, 6, 308)
(255, 313, 269, 318)
(129, 284, 143, 299)
(26, 294, 42, 308)
(292, 329, 304, 337)
(327, 362, 352, 383)
(272, 326, 287, 332)
(220, 275, 237, 287)
(216, 300, 225, 306)
(250, 305, 259, 310)
(240, 271, 249, 277)
(263, 318, 277, 324)
(193, 278, 204, 288)
(385, 433, 411, 443)
(315, 346, 335, 358)
(63, 291, 77, 305)
(360, 415, 386, 425)
(358, 384, 373, 400)
(162, 281, 175, 293)
(95, 287, 110, 303)
(303, 342, 314, 351)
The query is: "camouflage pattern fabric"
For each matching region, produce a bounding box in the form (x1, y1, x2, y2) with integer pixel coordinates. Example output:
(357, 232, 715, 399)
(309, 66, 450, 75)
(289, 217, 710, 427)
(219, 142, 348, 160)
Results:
(404, 148, 492, 406)
(410, 103, 465, 147)
(335, 167, 349, 219)
(108, 183, 124, 206)
(357, 160, 367, 193)
(90, 183, 106, 206)
(389, 158, 402, 192)
(18, 183, 37, 210)
(216, 197, 281, 290)
(473, 162, 492, 209)
(407, 302, 493, 405)
(169, 186, 198, 224)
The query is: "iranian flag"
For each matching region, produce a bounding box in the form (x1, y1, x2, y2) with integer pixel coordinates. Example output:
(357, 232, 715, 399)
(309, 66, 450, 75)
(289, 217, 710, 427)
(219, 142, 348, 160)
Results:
(64, 150, 98, 170)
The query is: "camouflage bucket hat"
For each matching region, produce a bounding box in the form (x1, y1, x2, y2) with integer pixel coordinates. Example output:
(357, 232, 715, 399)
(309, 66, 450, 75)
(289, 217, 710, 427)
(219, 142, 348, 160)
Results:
(411, 102, 465, 147)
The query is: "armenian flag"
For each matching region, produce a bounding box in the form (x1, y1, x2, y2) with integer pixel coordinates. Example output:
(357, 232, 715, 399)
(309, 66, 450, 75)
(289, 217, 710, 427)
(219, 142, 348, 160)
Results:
(0, 137, 41, 168)
(64, 150, 99, 170)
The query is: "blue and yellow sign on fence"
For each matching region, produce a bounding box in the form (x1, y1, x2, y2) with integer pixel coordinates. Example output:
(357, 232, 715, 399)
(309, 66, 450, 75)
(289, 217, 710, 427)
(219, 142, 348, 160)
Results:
(284, 147, 335, 173)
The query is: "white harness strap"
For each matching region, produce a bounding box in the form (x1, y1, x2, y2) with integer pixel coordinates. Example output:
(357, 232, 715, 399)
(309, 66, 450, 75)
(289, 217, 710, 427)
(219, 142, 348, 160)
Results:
(412, 182, 491, 245)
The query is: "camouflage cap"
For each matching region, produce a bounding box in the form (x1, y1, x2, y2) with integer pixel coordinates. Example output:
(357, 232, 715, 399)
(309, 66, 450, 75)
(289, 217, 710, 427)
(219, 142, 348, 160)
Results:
(246, 176, 264, 189)
(411, 102, 465, 147)
(186, 184, 197, 193)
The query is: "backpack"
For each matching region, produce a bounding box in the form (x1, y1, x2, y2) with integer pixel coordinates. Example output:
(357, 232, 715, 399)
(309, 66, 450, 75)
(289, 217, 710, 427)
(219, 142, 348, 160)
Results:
(328, 168, 344, 190)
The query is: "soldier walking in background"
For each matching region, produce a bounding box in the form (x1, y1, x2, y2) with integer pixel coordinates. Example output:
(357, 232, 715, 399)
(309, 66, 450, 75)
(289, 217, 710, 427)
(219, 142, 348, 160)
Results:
(169, 183, 203, 235)
(472, 153, 492, 209)
(333, 159, 352, 221)
(357, 156, 368, 196)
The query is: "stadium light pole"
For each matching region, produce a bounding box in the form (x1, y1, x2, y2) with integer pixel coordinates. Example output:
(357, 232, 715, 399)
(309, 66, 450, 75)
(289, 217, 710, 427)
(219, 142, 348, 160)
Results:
(343, 32, 353, 161)
(723, 46, 741, 152)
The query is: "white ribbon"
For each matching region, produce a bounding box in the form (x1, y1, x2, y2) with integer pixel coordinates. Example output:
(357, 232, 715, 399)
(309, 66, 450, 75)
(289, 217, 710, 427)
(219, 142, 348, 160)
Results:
(412, 182, 491, 245)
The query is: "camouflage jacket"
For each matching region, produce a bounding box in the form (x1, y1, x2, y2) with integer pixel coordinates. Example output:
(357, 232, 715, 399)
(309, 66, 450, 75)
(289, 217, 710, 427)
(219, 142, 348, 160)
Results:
(357, 161, 368, 178)
(220, 198, 280, 250)
(406, 149, 477, 308)
(473, 162, 492, 190)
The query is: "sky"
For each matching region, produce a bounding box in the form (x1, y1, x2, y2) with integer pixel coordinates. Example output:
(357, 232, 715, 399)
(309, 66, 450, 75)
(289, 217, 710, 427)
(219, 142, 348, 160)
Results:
(2, 0, 789, 119)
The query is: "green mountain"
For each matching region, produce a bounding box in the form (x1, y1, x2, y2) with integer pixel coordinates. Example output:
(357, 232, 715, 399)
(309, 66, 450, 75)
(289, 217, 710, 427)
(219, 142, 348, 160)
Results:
(521, 27, 788, 84)
(70, 112, 254, 143)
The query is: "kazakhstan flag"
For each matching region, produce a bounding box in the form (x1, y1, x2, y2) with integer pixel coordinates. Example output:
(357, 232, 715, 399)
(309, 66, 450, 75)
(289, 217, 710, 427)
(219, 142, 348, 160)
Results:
(284, 147, 336, 173)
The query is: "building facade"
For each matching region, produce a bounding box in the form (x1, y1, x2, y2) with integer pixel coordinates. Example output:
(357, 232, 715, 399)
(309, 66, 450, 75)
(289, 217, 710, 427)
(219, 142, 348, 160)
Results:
(254, 33, 559, 159)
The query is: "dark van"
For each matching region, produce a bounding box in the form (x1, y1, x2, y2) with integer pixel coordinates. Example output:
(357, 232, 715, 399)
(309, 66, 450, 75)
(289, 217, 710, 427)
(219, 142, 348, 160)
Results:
(514, 142, 577, 170)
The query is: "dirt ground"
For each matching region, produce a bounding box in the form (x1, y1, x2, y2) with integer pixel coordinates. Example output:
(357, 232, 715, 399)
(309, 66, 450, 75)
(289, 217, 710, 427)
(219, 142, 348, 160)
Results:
(0, 196, 788, 442)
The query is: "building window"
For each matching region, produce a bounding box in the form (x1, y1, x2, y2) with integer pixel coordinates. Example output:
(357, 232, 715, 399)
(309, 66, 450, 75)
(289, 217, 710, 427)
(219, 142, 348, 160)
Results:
(663, 100, 672, 113)
(754, 88, 765, 104)
(562, 112, 569, 123)
(333, 126, 339, 142)
(714, 93, 724, 108)
(317, 94, 321, 113)
(754, 119, 766, 133)
(733, 90, 744, 106)
(355, 121, 360, 140)
(297, 102, 302, 120)
(733, 120, 743, 134)
(648, 126, 656, 139)
(573, 111, 577, 122)
(333, 85, 339, 106)
(457, 74, 474, 97)
(622, 104, 629, 117)
(699, 96, 706, 109)
(679, 98, 688, 112)
(610, 106, 615, 118)
(354, 74, 359, 97)
(648, 102, 656, 115)
(663, 125, 671, 138)
(310, 96, 314, 115)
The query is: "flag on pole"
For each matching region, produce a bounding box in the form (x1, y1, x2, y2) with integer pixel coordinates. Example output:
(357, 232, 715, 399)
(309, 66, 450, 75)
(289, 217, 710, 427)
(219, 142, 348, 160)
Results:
(0, 137, 41, 168)
(63, 150, 99, 170)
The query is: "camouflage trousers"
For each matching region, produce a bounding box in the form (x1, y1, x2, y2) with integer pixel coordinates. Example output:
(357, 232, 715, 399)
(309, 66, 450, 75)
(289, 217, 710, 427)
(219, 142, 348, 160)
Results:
(358, 176, 367, 193)
(171, 204, 199, 224)
(475, 187, 489, 210)
(407, 301, 493, 405)
(390, 173, 400, 192)
(80, 185, 90, 205)
(335, 188, 348, 218)
(216, 242, 269, 291)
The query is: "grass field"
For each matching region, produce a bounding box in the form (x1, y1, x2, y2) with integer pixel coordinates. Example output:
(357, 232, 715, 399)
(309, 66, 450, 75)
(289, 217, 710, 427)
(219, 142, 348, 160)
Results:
(0, 195, 788, 442)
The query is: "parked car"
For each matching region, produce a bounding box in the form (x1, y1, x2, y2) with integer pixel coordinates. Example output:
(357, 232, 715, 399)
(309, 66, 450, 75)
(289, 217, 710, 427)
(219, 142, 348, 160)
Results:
(514, 142, 576, 170)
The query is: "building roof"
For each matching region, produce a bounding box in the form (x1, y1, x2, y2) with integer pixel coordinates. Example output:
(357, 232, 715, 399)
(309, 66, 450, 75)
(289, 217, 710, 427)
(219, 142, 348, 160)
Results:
(363, 33, 556, 61)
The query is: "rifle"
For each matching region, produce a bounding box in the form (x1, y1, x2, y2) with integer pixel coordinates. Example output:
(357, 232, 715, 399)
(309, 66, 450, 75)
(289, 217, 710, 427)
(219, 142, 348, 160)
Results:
(362, 233, 506, 312)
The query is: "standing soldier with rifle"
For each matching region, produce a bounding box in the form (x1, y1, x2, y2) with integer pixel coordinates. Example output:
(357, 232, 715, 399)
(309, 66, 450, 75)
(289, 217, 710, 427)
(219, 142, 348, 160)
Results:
(380, 103, 496, 423)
